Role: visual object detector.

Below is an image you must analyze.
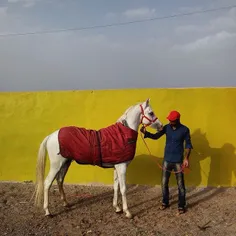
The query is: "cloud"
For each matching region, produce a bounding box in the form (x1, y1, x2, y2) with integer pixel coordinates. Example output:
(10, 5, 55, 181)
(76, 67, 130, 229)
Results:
(173, 31, 236, 52)
(7, 0, 38, 8)
(178, 6, 202, 12)
(123, 7, 156, 19)
(8, 0, 20, 2)
(0, 7, 8, 17)
(175, 24, 202, 34)
(209, 0, 236, 8)
(208, 8, 236, 31)
(0, 5, 35, 35)
(175, 8, 236, 34)
(105, 12, 116, 19)
(23, 1, 36, 8)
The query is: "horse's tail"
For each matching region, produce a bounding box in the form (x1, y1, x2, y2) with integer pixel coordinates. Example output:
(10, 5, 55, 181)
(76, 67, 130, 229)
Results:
(34, 135, 50, 208)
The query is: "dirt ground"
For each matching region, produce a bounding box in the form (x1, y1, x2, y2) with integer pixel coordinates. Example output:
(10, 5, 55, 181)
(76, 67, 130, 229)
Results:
(0, 182, 236, 236)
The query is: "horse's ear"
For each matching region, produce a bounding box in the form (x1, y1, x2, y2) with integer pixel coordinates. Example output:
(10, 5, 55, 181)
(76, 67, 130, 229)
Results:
(145, 98, 150, 107)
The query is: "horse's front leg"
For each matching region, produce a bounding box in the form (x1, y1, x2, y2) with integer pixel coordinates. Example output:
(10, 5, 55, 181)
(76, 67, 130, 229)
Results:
(115, 163, 132, 219)
(113, 168, 122, 213)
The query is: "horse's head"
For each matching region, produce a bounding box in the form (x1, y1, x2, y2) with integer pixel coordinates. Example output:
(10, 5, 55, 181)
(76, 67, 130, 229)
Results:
(140, 98, 163, 131)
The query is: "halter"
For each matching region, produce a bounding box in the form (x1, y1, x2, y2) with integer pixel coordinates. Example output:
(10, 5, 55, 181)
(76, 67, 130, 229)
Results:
(140, 104, 158, 128)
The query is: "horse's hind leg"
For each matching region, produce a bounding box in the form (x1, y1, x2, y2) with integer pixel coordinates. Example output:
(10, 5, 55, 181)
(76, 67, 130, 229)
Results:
(56, 160, 72, 207)
(44, 154, 67, 216)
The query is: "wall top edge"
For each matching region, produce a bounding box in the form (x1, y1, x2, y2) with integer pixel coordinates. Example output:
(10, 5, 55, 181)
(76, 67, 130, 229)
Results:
(0, 86, 236, 94)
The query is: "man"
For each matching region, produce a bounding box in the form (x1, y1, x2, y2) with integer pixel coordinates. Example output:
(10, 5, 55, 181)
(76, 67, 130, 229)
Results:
(140, 110, 193, 215)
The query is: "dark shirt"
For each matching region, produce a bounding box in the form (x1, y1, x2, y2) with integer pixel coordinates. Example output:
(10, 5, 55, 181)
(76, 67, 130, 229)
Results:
(144, 123, 193, 163)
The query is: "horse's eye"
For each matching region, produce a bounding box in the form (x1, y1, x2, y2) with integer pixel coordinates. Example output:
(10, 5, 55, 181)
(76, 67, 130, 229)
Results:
(149, 112, 154, 116)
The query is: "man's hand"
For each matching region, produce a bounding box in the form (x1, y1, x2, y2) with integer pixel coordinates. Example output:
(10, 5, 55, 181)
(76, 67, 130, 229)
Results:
(183, 159, 189, 168)
(140, 126, 146, 134)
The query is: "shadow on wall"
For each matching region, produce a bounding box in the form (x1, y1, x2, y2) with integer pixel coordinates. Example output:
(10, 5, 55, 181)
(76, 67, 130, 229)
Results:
(127, 154, 163, 185)
(189, 129, 236, 187)
(127, 128, 236, 187)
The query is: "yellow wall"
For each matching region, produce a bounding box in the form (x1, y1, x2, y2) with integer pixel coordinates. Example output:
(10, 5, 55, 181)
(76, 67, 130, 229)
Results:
(0, 88, 236, 187)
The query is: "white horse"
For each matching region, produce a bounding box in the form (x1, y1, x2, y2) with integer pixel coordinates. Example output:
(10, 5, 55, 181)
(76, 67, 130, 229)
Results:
(34, 98, 163, 218)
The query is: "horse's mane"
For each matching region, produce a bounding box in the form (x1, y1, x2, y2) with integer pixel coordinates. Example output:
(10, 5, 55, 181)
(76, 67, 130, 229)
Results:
(117, 102, 142, 123)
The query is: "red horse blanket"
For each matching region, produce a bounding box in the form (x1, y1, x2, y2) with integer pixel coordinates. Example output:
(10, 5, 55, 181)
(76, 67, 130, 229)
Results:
(58, 122, 138, 167)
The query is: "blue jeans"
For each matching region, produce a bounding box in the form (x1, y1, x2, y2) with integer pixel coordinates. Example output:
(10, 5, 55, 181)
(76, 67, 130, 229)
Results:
(162, 161, 186, 209)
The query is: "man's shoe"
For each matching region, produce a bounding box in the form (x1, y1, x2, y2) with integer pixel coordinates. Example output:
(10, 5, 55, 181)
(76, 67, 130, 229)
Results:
(176, 207, 186, 216)
(159, 204, 169, 210)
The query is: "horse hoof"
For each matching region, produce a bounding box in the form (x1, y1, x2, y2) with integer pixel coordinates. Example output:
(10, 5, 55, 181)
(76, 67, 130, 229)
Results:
(125, 213, 133, 219)
(115, 207, 122, 214)
(45, 214, 53, 218)
(115, 209, 123, 214)
(64, 203, 71, 208)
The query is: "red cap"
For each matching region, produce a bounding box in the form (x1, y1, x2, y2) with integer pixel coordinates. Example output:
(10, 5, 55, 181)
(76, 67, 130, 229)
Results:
(167, 110, 180, 121)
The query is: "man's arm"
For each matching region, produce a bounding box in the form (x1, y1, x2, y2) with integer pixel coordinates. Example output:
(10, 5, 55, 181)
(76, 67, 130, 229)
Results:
(144, 125, 166, 140)
(184, 128, 193, 160)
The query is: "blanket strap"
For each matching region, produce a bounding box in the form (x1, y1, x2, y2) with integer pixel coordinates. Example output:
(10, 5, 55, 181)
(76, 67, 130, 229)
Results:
(96, 130, 103, 167)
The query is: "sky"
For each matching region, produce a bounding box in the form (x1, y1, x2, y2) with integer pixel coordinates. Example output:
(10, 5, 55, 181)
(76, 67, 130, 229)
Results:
(0, 0, 236, 92)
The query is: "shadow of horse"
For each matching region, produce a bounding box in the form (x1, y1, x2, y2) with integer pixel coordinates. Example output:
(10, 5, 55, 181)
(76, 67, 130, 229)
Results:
(127, 154, 163, 186)
(52, 184, 154, 217)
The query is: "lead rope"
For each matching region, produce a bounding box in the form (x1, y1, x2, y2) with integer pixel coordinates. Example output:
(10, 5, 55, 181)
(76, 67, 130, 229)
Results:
(139, 128, 190, 174)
